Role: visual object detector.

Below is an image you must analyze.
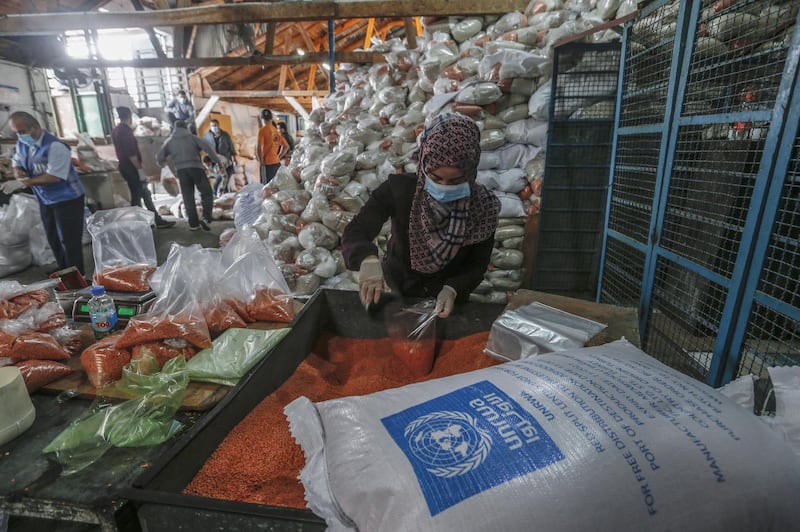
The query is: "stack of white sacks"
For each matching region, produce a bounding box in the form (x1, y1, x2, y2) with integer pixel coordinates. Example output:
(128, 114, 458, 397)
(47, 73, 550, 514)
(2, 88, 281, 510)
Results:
(235, 0, 638, 299)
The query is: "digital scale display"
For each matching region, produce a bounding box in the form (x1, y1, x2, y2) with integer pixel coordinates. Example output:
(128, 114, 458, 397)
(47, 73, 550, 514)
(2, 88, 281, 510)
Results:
(78, 304, 136, 317)
(71, 288, 156, 324)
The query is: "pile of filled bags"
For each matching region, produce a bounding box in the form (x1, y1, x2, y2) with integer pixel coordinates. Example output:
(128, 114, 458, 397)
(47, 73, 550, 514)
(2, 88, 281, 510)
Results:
(225, 0, 636, 301)
(0, 194, 56, 277)
(81, 210, 294, 388)
(0, 279, 83, 392)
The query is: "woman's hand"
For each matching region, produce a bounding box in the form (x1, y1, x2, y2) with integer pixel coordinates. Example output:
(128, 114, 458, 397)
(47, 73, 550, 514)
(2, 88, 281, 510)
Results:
(435, 285, 457, 318)
(358, 256, 385, 307)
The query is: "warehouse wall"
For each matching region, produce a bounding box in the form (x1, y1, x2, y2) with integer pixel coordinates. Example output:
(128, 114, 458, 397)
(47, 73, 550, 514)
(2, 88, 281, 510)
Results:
(0, 60, 54, 138)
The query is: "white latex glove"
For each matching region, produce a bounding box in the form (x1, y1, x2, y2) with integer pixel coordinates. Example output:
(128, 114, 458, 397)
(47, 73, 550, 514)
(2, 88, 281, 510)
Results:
(138, 169, 148, 182)
(358, 256, 385, 307)
(0, 180, 25, 194)
(435, 285, 457, 318)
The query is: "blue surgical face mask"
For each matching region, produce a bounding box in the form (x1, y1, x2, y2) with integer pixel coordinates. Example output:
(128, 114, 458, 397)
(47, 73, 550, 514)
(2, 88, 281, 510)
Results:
(17, 133, 36, 147)
(424, 176, 471, 203)
(210, 126, 220, 133)
(178, 97, 187, 104)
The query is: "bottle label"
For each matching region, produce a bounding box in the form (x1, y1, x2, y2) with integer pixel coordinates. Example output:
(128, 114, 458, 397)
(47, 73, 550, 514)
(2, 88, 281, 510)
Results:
(91, 310, 118, 333)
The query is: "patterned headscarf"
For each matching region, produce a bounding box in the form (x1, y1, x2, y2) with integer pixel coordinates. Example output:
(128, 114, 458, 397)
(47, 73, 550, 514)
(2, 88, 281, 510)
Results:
(408, 113, 500, 274)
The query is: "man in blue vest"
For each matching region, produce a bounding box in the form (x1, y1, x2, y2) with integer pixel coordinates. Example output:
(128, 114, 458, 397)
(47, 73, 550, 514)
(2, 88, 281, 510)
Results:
(9, 111, 86, 274)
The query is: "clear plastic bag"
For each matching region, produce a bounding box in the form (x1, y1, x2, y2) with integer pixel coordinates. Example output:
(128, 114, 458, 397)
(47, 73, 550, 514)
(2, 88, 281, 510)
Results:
(87, 207, 157, 292)
(298, 222, 340, 251)
(186, 327, 291, 386)
(233, 183, 266, 229)
(114, 244, 212, 350)
(221, 226, 295, 323)
(43, 356, 188, 475)
(387, 299, 438, 378)
(485, 302, 607, 361)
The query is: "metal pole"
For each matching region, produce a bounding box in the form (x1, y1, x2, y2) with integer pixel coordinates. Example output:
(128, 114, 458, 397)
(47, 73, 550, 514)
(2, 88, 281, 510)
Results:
(327, 20, 335, 92)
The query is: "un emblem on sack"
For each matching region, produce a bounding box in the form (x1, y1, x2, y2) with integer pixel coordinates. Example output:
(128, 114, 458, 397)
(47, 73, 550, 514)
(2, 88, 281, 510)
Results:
(404, 411, 492, 478)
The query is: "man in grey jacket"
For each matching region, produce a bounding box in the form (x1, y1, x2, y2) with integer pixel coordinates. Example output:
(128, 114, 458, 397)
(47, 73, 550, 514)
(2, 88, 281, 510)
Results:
(156, 120, 219, 230)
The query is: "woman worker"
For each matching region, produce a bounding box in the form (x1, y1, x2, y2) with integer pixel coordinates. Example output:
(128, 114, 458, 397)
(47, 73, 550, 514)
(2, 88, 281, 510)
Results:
(342, 113, 500, 318)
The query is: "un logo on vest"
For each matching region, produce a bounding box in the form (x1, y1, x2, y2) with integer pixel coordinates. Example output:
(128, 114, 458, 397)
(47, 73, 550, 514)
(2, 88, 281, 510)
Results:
(404, 411, 492, 478)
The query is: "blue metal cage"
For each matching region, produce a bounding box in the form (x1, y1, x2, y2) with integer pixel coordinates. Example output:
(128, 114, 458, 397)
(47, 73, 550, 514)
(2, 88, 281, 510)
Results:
(533, 41, 621, 299)
(599, 0, 800, 386)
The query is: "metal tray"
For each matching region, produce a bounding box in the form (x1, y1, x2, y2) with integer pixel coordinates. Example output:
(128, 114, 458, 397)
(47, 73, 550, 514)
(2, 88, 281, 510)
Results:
(124, 289, 505, 531)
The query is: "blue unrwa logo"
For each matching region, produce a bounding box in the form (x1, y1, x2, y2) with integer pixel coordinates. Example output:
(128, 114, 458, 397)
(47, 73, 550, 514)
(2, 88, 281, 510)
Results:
(381, 380, 564, 516)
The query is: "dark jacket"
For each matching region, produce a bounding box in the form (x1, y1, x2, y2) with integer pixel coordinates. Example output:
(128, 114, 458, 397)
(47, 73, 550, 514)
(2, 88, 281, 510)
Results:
(342, 173, 494, 302)
(203, 130, 236, 166)
(156, 127, 218, 171)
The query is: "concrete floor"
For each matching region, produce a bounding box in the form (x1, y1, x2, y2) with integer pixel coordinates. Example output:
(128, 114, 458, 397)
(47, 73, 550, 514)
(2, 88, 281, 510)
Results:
(3, 216, 236, 285)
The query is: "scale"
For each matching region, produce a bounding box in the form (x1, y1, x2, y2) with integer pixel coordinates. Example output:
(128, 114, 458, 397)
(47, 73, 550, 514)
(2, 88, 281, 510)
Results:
(71, 287, 157, 327)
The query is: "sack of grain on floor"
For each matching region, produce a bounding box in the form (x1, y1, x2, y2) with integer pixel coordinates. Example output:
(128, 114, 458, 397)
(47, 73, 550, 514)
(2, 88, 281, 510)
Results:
(287, 339, 800, 532)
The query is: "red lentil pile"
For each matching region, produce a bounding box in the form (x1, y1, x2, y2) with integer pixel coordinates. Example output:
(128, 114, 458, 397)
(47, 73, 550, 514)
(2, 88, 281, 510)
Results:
(184, 331, 499, 508)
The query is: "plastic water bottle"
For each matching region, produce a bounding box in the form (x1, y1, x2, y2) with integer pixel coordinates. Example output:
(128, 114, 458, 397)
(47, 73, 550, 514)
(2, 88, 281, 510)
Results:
(88, 285, 118, 339)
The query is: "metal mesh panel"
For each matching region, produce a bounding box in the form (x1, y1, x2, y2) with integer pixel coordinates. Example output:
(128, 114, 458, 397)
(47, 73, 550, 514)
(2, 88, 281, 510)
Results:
(736, 130, 800, 378)
(758, 135, 800, 305)
(660, 125, 765, 277)
(607, 134, 660, 243)
(683, 0, 796, 116)
(552, 48, 620, 120)
(646, 256, 727, 380)
(619, 2, 679, 127)
(737, 302, 799, 379)
(599, 237, 645, 307)
(536, 42, 620, 298)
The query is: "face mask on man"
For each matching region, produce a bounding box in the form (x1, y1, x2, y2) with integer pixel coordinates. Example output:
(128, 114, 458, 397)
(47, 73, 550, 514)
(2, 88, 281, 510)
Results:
(424, 176, 471, 203)
(210, 126, 220, 133)
(178, 97, 187, 104)
(17, 133, 36, 147)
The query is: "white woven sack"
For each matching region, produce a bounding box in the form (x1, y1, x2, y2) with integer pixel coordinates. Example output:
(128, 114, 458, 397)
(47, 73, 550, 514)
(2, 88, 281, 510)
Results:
(287, 339, 800, 532)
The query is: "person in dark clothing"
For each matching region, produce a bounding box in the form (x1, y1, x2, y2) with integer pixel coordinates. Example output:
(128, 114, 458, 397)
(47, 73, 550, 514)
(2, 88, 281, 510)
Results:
(342, 113, 500, 318)
(276, 121, 294, 164)
(8, 111, 86, 274)
(111, 106, 175, 228)
(202, 118, 236, 195)
(156, 120, 219, 231)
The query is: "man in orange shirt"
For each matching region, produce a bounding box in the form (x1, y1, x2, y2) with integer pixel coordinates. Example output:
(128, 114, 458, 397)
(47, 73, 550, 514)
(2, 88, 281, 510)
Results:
(257, 109, 288, 184)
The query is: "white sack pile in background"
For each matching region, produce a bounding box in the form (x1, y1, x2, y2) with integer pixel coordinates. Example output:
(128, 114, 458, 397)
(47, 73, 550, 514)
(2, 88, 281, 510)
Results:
(226, 0, 632, 298)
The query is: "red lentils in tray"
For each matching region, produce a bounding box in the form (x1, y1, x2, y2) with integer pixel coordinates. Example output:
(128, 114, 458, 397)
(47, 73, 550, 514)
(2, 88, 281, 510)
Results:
(184, 331, 499, 509)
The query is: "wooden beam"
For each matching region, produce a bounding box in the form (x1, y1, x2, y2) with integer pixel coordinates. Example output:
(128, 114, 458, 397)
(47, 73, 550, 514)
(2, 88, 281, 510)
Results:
(278, 65, 288, 91)
(41, 51, 385, 68)
(363, 18, 375, 50)
(185, 25, 198, 59)
(284, 95, 311, 119)
(296, 24, 317, 52)
(175, 0, 191, 59)
(0, 1, 529, 34)
(403, 17, 417, 49)
(209, 89, 329, 97)
(286, 66, 301, 90)
(307, 63, 318, 90)
(130, 0, 166, 59)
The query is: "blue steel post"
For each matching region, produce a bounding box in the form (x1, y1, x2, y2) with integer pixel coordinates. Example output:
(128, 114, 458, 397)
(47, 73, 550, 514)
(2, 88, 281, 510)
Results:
(711, 17, 800, 386)
(596, 24, 629, 303)
(636, 0, 700, 347)
(328, 20, 336, 92)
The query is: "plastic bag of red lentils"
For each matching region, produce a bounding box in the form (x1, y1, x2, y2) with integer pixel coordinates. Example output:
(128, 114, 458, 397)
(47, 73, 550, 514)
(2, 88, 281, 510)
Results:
(220, 226, 295, 323)
(87, 207, 157, 293)
(115, 244, 212, 350)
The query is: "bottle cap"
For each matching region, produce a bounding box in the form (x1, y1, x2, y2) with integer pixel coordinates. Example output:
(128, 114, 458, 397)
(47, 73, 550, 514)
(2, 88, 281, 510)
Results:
(90, 285, 106, 297)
